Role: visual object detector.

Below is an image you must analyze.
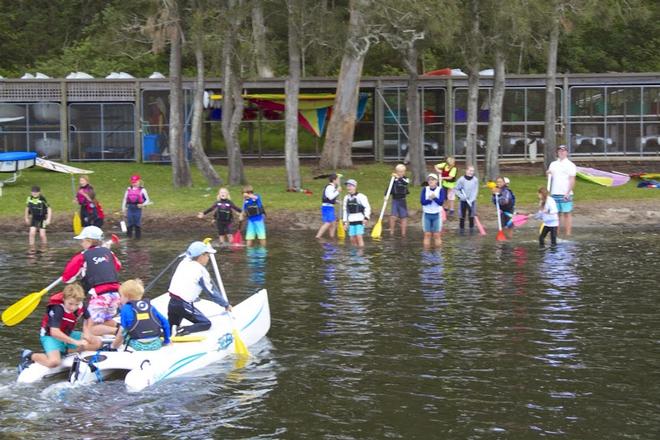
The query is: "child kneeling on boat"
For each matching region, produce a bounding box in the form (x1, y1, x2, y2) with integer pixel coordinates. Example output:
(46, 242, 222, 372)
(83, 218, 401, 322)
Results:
(19, 283, 101, 372)
(167, 241, 233, 336)
(111, 279, 171, 351)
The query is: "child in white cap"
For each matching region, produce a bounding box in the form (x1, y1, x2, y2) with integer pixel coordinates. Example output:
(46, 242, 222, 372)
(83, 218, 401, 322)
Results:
(420, 173, 445, 247)
(342, 179, 371, 247)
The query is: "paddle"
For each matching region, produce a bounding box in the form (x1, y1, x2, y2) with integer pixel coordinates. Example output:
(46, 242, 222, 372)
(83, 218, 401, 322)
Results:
(458, 189, 486, 236)
(495, 194, 506, 241)
(71, 175, 82, 235)
(336, 175, 345, 239)
(511, 213, 530, 227)
(203, 238, 249, 356)
(1, 277, 62, 327)
(371, 175, 395, 239)
(231, 221, 243, 245)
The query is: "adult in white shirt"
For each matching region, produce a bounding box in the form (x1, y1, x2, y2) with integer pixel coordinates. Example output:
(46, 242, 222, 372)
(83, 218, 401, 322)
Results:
(342, 179, 371, 247)
(315, 173, 341, 239)
(167, 241, 232, 336)
(546, 145, 576, 236)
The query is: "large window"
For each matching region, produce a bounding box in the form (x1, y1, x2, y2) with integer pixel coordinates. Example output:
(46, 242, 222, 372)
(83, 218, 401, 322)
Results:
(0, 102, 61, 157)
(69, 103, 135, 161)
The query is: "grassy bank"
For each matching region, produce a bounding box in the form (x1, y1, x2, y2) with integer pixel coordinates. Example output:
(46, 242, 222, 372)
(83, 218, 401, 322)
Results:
(1, 162, 659, 220)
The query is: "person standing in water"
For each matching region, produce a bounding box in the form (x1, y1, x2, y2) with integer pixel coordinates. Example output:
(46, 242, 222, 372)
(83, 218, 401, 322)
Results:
(420, 173, 445, 248)
(121, 175, 150, 239)
(386, 164, 410, 237)
(198, 187, 242, 244)
(315, 173, 341, 239)
(546, 145, 576, 236)
(454, 165, 479, 234)
(342, 179, 371, 247)
(25, 185, 52, 246)
(76, 176, 104, 227)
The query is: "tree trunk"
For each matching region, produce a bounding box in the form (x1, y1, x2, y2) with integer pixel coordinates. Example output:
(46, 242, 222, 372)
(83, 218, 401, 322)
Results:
(404, 46, 425, 186)
(485, 49, 505, 180)
(227, 79, 246, 185)
(284, 0, 302, 190)
(251, 0, 274, 78)
(168, 12, 192, 188)
(190, 42, 222, 187)
(319, 0, 370, 170)
(543, 15, 560, 170)
(465, 64, 480, 170)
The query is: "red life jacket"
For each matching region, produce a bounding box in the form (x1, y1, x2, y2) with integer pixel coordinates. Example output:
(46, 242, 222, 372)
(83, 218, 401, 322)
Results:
(126, 187, 144, 205)
(39, 292, 84, 336)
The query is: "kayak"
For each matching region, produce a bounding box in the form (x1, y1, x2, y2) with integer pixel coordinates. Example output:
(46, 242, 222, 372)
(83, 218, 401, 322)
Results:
(576, 167, 630, 187)
(17, 289, 270, 392)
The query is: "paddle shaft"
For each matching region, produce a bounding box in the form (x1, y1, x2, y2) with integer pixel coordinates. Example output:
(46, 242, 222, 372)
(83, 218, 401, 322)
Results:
(208, 251, 229, 304)
(144, 253, 185, 293)
(377, 176, 396, 224)
(495, 194, 503, 231)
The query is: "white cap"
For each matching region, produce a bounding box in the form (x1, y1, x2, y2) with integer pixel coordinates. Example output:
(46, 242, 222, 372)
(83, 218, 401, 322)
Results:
(345, 179, 357, 186)
(427, 173, 439, 181)
(186, 241, 217, 258)
(74, 226, 104, 240)
(503, 177, 510, 184)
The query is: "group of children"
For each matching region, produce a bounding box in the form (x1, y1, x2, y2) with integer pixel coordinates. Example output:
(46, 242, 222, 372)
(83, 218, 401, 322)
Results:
(19, 226, 233, 373)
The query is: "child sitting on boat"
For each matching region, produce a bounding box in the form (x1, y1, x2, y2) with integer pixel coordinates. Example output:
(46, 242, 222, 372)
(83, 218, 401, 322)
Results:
(241, 185, 267, 247)
(18, 283, 100, 372)
(111, 279, 170, 351)
(61, 226, 122, 338)
(121, 175, 150, 239)
(167, 241, 233, 336)
(198, 187, 242, 244)
(25, 185, 52, 246)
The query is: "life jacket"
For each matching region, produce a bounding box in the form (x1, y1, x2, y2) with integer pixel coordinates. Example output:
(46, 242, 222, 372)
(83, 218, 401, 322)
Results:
(321, 184, 337, 204)
(346, 194, 365, 214)
(438, 163, 457, 188)
(215, 200, 233, 222)
(126, 299, 162, 341)
(245, 200, 265, 218)
(85, 201, 105, 220)
(27, 195, 47, 219)
(82, 247, 119, 289)
(40, 292, 84, 336)
(126, 187, 144, 205)
(392, 178, 409, 198)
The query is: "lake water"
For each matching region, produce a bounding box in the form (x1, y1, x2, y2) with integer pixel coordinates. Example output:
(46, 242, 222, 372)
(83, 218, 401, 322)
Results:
(0, 229, 659, 439)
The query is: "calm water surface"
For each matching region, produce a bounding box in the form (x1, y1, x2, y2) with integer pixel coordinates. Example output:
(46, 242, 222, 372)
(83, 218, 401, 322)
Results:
(0, 229, 659, 439)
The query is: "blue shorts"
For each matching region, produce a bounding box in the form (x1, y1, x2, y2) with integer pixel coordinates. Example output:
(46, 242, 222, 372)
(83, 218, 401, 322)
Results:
(40, 331, 82, 354)
(552, 194, 573, 213)
(321, 205, 336, 223)
(348, 223, 364, 237)
(391, 198, 408, 218)
(423, 212, 442, 233)
(246, 219, 266, 240)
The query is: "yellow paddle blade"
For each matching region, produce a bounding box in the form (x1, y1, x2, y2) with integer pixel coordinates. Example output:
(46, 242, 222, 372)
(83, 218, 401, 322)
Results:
(171, 335, 206, 343)
(370, 219, 383, 239)
(1, 289, 47, 327)
(73, 212, 82, 235)
(337, 221, 345, 239)
(232, 329, 250, 357)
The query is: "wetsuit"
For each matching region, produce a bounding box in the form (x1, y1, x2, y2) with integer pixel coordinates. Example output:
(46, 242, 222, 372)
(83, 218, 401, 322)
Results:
(26, 195, 49, 229)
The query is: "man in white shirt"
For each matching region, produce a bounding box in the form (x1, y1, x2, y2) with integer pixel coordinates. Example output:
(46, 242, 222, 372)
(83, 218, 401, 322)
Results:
(546, 145, 576, 236)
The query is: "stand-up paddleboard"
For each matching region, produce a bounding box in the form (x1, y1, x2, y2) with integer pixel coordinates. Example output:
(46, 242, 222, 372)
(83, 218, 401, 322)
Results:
(576, 167, 630, 187)
(36, 158, 93, 175)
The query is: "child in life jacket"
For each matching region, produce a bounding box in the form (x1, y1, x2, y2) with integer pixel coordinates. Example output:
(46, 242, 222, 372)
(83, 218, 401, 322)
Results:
(198, 187, 242, 244)
(18, 283, 101, 372)
(536, 187, 559, 247)
(111, 279, 170, 351)
(241, 185, 267, 247)
(61, 226, 122, 338)
(25, 185, 52, 246)
(121, 175, 150, 239)
(434, 156, 458, 217)
(386, 164, 410, 237)
(342, 179, 371, 247)
(491, 176, 516, 239)
(315, 173, 341, 239)
(420, 173, 446, 248)
(454, 165, 479, 233)
(76, 176, 104, 227)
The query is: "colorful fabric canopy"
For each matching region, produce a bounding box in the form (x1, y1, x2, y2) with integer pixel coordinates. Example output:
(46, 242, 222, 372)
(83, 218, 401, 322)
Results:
(209, 93, 369, 137)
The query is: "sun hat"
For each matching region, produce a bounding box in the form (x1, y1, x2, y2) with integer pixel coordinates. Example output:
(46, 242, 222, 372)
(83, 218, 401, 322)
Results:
(345, 179, 358, 186)
(427, 173, 438, 180)
(186, 241, 217, 258)
(74, 226, 104, 240)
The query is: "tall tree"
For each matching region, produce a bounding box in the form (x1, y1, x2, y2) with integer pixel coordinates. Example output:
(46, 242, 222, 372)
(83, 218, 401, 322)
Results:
(284, 0, 302, 190)
(251, 0, 274, 77)
(320, 0, 375, 170)
(543, 1, 562, 170)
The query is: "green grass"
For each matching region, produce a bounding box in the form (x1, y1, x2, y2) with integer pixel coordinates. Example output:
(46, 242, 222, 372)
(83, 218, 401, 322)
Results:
(1, 162, 658, 219)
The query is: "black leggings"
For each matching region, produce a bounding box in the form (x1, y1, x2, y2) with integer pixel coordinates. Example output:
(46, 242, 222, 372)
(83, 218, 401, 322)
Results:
(168, 296, 211, 335)
(539, 226, 557, 246)
(459, 201, 474, 229)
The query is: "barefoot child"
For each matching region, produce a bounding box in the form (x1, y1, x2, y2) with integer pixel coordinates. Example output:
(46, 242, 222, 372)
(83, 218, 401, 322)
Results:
(454, 165, 479, 233)
(315, 173, 341, 239)
(434, 156, 458, 216)
(18, 283, 100, 372)
(25, 185, 52, 246)
(537, 187, 559, 246)
(111, 279, 170, 351)
(198, 188, 242, 244)
(342, 179, 371, 247)
(420, 173, 445, 248)
(387, 164, 410, 236)
(121, 175, 150, 239)
(242, 185, 267, 247)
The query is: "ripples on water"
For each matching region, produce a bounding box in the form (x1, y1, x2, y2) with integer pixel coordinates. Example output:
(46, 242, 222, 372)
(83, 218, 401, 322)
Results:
(1, 230, 659, 438)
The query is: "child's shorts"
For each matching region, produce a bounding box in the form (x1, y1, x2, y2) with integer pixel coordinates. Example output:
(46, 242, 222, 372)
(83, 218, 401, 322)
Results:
(216, 221, 232, 235)
(246, 219, 267, 240)
(423, 212, 442, 233)
(30, 217, 46, 229)
(321, 205, 336, 223)
(348, 223, 364, 237)
(445, 187, 456, 201)
(552, 194, 573, 213)
(88, 292, 121, 324)
(391, 198, 408, 218)
(40, 331, 82, 354)
(128, 337, 163, 351)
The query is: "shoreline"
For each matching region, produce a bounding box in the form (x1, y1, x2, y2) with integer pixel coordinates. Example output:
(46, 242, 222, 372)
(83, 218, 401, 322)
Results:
(2, 199, 658, 236)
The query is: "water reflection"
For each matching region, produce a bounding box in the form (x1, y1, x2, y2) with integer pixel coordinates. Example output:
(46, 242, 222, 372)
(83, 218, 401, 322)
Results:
(246, 246, 268, 287)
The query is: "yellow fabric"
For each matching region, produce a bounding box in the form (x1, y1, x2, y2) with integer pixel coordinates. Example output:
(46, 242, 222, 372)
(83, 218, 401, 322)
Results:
(437, 163, 458, 189)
